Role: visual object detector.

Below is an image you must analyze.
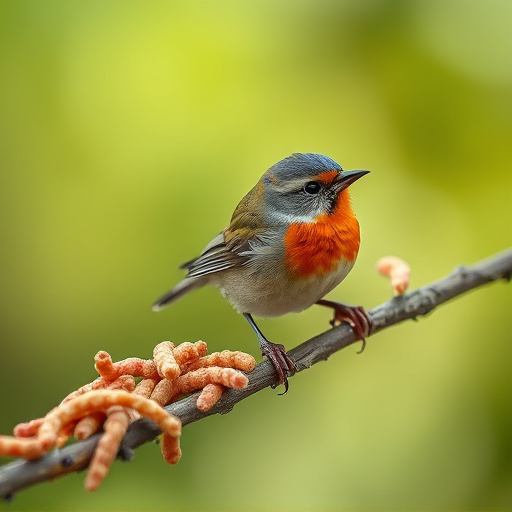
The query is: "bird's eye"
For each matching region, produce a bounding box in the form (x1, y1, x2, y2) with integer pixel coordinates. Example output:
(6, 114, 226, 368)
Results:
(303, 181, 322, 195)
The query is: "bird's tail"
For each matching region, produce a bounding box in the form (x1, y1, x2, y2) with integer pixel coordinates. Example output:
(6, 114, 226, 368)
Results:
(152, 278, 204, 311)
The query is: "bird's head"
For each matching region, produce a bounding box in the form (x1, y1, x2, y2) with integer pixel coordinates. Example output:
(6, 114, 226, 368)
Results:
(260, 153, 369, 226)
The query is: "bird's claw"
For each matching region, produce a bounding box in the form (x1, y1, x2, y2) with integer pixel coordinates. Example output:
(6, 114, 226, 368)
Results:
(260, 341, 296, 394)
(316, 299, 373, 353)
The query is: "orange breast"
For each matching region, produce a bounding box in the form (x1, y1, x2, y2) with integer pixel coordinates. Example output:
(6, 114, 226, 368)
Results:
(284, 189, 360, 278)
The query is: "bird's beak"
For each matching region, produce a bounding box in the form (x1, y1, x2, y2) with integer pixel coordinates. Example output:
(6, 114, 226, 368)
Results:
(334, 169, 370, 192)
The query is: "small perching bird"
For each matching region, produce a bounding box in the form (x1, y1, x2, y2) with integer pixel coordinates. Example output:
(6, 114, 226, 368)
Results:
(154, 153, 371, 392)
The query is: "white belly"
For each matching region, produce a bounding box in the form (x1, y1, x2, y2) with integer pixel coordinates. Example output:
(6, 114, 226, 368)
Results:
(213, 258, 355, 317)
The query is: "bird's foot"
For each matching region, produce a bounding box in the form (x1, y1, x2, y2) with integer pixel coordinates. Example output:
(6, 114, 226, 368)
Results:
(259, 339, 296, 394)
(243, 312, 296, 393)
(316, 299, 373, 353)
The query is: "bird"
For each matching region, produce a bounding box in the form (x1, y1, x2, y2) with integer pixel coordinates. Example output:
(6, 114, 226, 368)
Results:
(153, 153, 371, 392)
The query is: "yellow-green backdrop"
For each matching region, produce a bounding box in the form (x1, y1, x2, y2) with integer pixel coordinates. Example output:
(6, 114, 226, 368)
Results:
(1, 1, 511, 510)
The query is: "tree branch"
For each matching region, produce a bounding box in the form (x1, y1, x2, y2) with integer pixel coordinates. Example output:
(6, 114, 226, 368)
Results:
(1, 248, 511, 499)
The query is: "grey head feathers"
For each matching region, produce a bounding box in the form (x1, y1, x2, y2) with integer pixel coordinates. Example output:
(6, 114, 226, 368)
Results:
(263, 153, 342, 183)
(261, 153, 344, 224)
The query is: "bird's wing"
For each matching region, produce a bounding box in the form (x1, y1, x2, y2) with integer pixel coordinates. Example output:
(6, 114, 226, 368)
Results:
(181, 223, 268, 279)
(182, 186, 268, 279)
(182, 237, 242, 278)
(180, 233, 245, 279)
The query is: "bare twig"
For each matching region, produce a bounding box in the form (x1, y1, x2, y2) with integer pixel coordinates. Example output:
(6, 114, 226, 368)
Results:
(1, 248, 511, 498)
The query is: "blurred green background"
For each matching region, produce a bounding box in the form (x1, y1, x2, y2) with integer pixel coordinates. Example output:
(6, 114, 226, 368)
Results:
(1, 0, 511, 510)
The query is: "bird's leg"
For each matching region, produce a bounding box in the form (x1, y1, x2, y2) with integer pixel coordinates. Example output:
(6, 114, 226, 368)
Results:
(315, 299, 374, 353)
(243, 313, 296, 394)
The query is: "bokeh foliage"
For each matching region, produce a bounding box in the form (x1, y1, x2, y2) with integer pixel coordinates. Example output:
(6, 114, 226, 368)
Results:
(0, 1, 511, 510)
